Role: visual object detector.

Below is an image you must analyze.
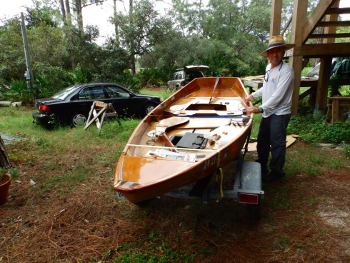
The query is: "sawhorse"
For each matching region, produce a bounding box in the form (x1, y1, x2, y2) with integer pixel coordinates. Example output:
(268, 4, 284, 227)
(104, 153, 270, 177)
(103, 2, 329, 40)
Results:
(84, 101, 122, 134)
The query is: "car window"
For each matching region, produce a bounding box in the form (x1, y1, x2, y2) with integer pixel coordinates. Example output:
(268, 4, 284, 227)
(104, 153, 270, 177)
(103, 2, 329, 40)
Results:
(79, 86, 105, 100)
(186, 71, 203, 80)
(78, 88, 90, 100)
(53, 85, 79, 100)
(105, 86, 130, 98)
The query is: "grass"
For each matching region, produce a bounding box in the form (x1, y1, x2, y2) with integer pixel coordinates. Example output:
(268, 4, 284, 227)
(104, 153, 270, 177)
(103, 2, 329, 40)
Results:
(140, 87, 172, 101)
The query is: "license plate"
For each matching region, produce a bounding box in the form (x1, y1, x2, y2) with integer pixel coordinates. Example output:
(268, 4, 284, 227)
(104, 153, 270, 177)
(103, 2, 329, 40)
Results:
(116, 191, 125, 199)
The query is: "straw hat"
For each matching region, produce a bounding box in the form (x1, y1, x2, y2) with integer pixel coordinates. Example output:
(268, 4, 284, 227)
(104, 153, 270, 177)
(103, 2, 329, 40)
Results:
(259, 35, 296, 56)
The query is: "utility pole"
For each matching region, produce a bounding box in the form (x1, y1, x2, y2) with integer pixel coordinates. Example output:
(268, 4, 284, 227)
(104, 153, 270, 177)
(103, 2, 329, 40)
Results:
(20, 12, 36, 102)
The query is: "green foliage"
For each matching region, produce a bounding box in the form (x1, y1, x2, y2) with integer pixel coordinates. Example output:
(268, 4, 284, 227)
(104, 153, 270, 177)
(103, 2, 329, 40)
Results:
(0, 168, 19, 180)
(343, 143, 350, 160)
(301, 66, 313, 77)
(91, 40, 130, 83)
(339, 85, 350, 96)
(0, 19, 26, 83)
(25, 4, 60, 28)
(99, 118, 140, 142)
(1, 80, 35, 104)
(288, 115, 350, 144)
(135, 68, 169, 87)
(33, 64, 72, 98)
(0, 0, 332, 101)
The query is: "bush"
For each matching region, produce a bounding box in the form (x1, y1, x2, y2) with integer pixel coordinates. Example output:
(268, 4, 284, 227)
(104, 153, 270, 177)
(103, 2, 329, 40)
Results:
(136, 67, 168, 87)
(2, 80, 35, 104)
(288, 115, 350, 144)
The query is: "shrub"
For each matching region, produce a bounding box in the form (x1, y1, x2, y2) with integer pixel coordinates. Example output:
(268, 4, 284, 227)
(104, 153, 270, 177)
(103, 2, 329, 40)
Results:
(288, 115, 350, 144)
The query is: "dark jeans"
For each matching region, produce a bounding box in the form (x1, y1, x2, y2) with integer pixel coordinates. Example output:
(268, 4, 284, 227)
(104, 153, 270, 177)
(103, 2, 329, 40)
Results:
(256, 114, 291, 176)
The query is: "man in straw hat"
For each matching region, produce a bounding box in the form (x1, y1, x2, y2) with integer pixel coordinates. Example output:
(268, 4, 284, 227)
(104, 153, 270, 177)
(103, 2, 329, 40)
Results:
(244, 35, 296, 182)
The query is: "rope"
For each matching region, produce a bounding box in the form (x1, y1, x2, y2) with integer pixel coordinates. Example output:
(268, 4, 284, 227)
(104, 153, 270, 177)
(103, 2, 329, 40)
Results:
(215, 151, 224, 202)
(216, 168, 224, 203)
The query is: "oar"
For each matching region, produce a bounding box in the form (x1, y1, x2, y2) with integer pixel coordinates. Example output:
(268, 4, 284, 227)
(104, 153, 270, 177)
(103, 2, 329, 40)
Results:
(209, 77, 220, 104)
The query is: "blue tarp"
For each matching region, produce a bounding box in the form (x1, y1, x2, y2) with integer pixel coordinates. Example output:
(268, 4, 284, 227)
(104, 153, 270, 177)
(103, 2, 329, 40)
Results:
(0, 134, 27, 145)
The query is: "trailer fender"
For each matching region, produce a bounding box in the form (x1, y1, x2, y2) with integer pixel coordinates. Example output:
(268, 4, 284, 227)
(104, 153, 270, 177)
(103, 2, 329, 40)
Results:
(241, 161, 262, 192)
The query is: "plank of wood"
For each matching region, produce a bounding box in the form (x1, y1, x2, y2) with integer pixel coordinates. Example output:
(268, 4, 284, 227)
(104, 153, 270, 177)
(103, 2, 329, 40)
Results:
(270, 0, 282, 36)
(299, 43, 350, 57)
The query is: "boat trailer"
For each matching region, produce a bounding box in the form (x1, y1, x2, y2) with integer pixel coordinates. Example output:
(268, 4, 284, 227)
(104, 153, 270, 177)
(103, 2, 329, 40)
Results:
(163, 151, 264, 220)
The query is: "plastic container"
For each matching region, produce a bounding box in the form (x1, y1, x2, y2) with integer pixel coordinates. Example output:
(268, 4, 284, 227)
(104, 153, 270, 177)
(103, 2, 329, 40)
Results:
(0, 173, 11, 205)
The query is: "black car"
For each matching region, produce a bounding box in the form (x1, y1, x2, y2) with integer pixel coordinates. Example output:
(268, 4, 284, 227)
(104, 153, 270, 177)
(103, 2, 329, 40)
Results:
(32, 83, 163, 127)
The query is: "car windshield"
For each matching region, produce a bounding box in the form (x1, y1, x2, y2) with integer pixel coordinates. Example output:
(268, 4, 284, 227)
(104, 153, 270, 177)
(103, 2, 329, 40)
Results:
(52, 85, 79, 100)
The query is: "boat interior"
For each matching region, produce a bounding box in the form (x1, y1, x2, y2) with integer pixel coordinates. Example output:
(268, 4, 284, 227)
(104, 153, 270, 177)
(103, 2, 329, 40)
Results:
(126, 81, 252, 163)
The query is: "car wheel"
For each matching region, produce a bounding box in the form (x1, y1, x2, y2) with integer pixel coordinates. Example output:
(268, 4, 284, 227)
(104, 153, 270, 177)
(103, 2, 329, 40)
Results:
(143, 103, 156, 117)
(70, 113, 87, 127)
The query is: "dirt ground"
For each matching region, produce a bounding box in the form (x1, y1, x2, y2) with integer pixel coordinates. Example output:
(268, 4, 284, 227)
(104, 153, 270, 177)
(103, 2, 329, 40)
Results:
(1, 137, 350, 262)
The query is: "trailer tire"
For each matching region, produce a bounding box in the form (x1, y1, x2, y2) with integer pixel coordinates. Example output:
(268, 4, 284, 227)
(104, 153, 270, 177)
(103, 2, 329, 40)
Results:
(246, 203, 261, 221)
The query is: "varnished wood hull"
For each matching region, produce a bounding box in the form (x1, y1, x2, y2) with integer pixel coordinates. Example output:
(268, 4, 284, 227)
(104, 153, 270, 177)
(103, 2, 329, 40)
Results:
(113, 77, 253, 203)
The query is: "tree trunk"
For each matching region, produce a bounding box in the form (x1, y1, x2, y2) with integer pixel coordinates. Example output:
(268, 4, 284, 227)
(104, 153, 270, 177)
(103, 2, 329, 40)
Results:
(59, 0, 66, 19)
(60, 0, 75, 68)
(65, 0, 71, 25)
(75, 0, 84, 34)
(113, 0, 119, 43)
(129, 0, 135, 76)
(0, 136, 13, 169)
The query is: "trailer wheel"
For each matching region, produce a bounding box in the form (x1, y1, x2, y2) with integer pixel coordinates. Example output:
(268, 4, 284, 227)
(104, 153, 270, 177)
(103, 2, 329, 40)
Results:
(246, 203, 261, 221)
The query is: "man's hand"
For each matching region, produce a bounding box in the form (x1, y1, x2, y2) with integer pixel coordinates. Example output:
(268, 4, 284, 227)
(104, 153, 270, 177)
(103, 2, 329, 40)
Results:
(244, 95, 254, 105)
(245, 106, 259, 114)
(241, 94, 258, 114)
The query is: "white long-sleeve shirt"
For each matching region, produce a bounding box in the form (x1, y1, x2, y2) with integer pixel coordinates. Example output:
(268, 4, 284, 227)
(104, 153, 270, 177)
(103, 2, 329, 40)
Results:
(251, 61, 294, 117)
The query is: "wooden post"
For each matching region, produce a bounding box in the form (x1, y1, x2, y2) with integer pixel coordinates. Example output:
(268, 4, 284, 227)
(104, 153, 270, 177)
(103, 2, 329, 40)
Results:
(270, 0, 282, 36)
(315, 56, 332, 111)
(289, 0, 308, 116)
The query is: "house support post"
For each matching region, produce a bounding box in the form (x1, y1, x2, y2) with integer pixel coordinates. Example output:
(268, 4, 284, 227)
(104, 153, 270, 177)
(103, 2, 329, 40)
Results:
(289, 0, 308, 116)
(314, 56, 333, 119)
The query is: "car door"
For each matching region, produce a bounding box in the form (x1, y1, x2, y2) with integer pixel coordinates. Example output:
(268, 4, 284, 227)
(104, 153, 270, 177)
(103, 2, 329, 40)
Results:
(66, 85, 104, 116)
(102, 85, 134, 116)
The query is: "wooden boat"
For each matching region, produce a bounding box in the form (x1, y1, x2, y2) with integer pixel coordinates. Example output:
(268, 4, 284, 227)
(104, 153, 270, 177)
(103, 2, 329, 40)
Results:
(113, 77, 254, 204)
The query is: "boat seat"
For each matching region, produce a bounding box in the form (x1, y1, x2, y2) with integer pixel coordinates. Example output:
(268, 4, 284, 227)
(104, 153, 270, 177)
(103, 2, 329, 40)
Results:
(170, 132, 207, 149)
